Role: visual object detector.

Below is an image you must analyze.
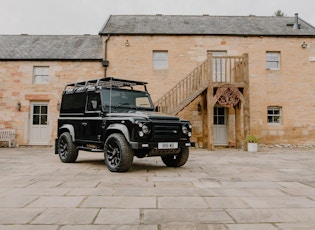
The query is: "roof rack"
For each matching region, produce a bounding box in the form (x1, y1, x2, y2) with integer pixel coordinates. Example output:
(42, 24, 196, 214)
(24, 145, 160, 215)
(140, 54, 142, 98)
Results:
(63, 77, 148, 94)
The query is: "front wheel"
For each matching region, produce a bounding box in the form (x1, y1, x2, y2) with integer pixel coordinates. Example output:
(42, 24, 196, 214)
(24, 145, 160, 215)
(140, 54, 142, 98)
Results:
(104, 133, 134, 172)
(58, 132, 78, 163)
(161, 147, 189, 167)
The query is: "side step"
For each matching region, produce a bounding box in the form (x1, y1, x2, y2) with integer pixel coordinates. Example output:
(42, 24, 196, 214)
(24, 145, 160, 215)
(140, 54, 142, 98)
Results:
(77, 146, 104, 152)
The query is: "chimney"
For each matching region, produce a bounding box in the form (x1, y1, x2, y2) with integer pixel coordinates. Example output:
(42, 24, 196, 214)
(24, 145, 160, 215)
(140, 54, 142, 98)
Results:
(293, 13, 300, 30)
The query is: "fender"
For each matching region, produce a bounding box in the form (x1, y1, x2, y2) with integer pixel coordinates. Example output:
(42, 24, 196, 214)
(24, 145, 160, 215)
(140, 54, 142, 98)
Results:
(106, 123, 130, 142)
(59, 124, 75, 142)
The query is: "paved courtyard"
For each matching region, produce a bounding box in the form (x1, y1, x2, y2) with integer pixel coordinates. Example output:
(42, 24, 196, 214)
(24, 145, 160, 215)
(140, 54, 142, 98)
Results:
(1, 146, 315, 229)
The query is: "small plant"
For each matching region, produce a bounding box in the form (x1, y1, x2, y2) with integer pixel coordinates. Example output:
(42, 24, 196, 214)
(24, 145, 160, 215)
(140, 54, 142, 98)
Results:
(245, 134, 260, 143)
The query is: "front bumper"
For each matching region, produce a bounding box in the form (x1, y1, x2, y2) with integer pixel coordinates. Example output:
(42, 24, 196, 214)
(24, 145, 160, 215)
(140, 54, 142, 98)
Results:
(129, 141, 195, 150)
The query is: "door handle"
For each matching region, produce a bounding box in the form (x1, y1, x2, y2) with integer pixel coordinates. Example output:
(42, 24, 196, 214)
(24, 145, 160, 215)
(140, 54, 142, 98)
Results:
(82, 122, 87, 126)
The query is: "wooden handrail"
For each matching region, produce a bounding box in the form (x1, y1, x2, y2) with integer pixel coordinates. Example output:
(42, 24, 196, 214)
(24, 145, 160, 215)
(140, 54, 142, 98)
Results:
(155, 54, 248, 115)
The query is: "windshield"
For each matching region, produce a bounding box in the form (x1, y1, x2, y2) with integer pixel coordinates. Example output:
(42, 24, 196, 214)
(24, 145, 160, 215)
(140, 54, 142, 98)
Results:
(101, 88, 154, 112)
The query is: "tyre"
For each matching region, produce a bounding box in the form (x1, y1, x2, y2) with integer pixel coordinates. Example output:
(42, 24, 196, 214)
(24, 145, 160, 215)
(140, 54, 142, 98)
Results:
(104, 133, 134, 172)
(161, 147, 189, 167)
(58, 132, 78, 163)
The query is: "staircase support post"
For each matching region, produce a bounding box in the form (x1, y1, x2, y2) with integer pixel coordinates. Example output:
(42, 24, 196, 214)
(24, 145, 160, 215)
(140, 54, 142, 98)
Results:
(206, 86, 215, 150)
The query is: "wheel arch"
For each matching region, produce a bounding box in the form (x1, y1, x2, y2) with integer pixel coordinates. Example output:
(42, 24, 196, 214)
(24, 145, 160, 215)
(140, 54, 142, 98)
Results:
(59, 124, 75, 142)
(105, 123, 130, 142)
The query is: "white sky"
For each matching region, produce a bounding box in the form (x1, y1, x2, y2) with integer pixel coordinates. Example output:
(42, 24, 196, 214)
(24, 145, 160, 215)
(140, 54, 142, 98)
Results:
(0, 0, 314, 35)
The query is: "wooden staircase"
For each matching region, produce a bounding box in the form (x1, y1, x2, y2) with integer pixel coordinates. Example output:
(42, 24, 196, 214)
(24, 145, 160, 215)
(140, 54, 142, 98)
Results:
(155, 53, 248, 115)
(155, 58, 211, 115)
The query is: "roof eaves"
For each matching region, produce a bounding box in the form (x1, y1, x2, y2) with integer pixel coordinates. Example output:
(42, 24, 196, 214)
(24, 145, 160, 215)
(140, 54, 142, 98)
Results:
(100, 32, 315, 37)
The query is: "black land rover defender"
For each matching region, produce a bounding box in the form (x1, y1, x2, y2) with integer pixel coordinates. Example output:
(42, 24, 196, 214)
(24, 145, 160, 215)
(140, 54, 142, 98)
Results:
(55, 77, 194, 172)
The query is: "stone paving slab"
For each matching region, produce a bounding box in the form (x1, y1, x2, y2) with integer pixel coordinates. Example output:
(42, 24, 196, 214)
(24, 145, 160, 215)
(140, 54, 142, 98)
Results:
(1, 147, 315, 229)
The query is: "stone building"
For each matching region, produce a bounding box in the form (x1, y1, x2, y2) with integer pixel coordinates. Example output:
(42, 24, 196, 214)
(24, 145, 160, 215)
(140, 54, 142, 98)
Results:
(1, 14, 315, 149)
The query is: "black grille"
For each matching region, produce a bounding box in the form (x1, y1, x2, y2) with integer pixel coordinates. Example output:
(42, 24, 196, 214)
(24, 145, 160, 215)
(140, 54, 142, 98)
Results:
(151, 121, 180, 141)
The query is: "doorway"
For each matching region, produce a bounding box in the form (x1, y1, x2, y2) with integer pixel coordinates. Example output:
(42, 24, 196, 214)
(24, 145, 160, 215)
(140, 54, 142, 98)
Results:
(29, 102, 49, 145)
(214, 106, 228, 146)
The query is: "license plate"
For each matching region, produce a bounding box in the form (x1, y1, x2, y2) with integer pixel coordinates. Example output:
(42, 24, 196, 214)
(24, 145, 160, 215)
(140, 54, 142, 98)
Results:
(158, 142, 178, 149)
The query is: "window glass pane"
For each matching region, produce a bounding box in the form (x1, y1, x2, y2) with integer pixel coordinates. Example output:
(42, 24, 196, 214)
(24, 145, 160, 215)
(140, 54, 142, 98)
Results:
(218, 116, 225, 124)
(267, 62, 278, 69)
(153, 51, 168, 69)
(41, 106, 48, 114)
(33, 115, 40, 125)
(218, 107, 225, 115)
(40, 115, 47, 125)
(34, 106, 40, 114)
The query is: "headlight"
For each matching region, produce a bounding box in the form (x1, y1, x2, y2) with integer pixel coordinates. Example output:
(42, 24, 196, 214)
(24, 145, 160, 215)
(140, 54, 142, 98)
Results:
(182, 124, 192, 137)
(182, 125, 188, 134)
(136, 121, 150, 137)
(142, 124, 149, 134)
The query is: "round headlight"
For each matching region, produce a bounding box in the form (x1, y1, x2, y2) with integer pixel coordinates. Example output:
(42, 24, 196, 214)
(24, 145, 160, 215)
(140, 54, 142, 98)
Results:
(182, 125, 188, 134)
(138, 131, 144, 137)
(142, 125, 149, 134)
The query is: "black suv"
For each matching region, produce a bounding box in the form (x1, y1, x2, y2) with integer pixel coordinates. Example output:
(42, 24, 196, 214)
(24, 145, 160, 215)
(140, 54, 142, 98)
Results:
(55, 77, 194, 172)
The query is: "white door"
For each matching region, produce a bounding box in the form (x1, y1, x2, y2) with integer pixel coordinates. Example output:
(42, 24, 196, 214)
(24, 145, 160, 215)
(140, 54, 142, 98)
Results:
(214, 106, 228, 146)
(210, 51, 227, 82)
(29, 102, 49, 145)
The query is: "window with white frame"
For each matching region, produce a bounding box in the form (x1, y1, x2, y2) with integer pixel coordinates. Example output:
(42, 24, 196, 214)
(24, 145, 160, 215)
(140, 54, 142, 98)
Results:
(266, 52, 280, 70)
(267, 106, 282, 125)
(33, 66, 49, 84)
(153, 51, 168, 70)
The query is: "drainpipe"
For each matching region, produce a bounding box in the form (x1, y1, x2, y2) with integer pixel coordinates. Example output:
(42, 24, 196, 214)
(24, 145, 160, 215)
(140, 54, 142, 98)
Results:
(102, 34, 110, 77)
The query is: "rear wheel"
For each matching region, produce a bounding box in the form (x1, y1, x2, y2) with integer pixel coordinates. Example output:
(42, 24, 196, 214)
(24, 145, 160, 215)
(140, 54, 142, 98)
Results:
(161, 147, 189, 167)
(104, 133, 134, 172)
(58, 132, 78, 163)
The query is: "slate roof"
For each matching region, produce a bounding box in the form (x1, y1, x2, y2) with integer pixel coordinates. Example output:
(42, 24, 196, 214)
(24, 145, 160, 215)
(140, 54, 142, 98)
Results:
(100, 15, 315, 36)
(0, 35, 103, 60)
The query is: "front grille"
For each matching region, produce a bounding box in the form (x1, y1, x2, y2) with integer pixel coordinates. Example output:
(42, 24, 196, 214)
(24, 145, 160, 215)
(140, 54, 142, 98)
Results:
(151, 121, 180, 141)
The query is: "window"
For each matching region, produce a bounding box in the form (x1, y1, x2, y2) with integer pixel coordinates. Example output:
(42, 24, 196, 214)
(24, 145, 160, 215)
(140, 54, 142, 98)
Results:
(33, 66, 49, 84)
(86, 93, 101, 111)
(153, 51, 168, 69)
(214, 107, 226, 125)
(266, 52, 280, 70)
(267, 106, 282, 125)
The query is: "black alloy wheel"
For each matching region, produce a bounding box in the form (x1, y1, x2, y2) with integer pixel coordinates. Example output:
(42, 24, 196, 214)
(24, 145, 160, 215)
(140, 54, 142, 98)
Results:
(58, 132, 78, 163)
(104, 133, 134, 172)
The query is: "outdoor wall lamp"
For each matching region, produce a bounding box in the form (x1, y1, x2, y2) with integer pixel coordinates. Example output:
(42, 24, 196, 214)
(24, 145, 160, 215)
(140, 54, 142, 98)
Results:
(57, 101, 61, 111)
(125, 40, 130, 47)
(301, 41, 307, 48)
(17, 101, 21, 111)
(197, 102, 202, 113)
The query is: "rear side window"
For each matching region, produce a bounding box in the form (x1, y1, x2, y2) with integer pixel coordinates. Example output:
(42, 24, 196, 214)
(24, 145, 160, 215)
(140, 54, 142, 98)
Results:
(60, 93, 86, 114)
(86, 93, 102, 111)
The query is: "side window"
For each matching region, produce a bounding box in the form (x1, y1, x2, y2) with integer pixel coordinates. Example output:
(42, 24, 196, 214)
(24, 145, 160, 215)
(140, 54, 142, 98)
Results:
(153, 51, 168, 70)
(86, 93, 101, 111)
(33, 66, 49, 84)
(60, 93, 86, 114)
(267, 106, 282, 125)
(266, 52, 280, 70)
